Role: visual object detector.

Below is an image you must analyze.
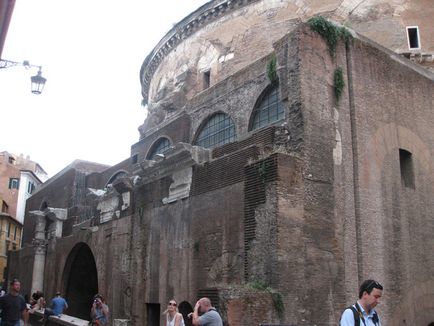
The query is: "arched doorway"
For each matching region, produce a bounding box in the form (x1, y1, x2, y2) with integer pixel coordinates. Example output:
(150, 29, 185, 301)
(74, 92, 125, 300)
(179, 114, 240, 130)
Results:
(62, 243, 98, 320)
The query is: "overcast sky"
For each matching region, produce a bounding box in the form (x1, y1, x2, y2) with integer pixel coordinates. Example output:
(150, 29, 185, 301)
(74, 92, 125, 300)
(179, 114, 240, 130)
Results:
(0, 0, 208, 177)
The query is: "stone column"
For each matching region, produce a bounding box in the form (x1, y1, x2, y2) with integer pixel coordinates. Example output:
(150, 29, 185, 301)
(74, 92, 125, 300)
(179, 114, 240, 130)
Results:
(30, 211, 47, 294)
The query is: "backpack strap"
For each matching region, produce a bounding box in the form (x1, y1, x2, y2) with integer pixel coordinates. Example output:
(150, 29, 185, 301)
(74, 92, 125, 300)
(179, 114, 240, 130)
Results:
(372, 311, 379, 325)
(340, 306, 360, 326)
(347, 306, 360, 326)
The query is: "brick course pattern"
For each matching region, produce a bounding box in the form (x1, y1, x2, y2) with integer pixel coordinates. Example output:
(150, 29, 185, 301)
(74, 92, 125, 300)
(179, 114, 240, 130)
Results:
(7, 2, 434, 326)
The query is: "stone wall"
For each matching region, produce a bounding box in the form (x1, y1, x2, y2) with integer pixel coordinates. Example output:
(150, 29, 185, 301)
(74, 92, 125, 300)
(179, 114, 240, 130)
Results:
(140, 0, 434, 132)
(296, 24, 434, 324)
(8, 23, 434, 326)
(24, 169, 81, 244)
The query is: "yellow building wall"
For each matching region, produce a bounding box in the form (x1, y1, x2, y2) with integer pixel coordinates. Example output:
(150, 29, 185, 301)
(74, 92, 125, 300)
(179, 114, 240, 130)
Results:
(0, 214, 23, 288)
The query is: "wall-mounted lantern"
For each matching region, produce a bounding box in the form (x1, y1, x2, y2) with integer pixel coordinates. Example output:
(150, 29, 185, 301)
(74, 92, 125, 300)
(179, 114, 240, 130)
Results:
(0, 59, 47, 94)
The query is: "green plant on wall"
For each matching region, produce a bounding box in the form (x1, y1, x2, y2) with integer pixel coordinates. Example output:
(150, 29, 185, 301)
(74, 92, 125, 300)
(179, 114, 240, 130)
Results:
(307, 16, 351, 103)
(257, 160, 269, 184)
(339, 26, 353, 46)
(267, 55, 278, 85)
(334, 67, 345, 101)
(307, 16, 353, 56)
(247, 281, 284, 318)
(270, 291, 284, 317)
(248, 280, 267, 290)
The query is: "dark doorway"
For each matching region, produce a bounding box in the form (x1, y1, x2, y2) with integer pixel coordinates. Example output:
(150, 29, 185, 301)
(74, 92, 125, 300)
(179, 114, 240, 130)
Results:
(62, 243, 98, 320)
(178, 301, 193, 326)
(146, 303, 160, 326)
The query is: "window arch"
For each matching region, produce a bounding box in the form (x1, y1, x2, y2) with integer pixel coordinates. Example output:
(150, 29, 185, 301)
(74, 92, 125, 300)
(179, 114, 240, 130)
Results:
(147, 137, 171, 160)
(249, 85, 284, 131)
(106, 171, 128, 186)
(195, 112, 236, 148)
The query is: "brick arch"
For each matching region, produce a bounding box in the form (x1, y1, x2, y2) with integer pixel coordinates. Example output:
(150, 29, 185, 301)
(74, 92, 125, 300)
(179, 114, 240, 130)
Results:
(355, 123, 434, 282)
(62, 242, 98, 320)
(146, 136, 173, 160)
(105, 170, 129, 187)
(360, 123, 433, 187)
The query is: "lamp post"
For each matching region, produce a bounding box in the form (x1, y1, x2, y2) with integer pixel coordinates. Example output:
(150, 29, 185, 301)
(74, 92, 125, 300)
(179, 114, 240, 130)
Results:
(0, 59, 47, 94)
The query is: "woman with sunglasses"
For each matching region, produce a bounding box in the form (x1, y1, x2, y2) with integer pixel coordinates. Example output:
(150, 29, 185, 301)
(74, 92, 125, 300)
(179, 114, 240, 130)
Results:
(164, 299, 185, 326)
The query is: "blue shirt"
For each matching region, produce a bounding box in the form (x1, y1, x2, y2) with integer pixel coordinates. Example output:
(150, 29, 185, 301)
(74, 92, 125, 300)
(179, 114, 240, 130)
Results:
(340, 302, 381, 326)
(51, 297, 68, 315)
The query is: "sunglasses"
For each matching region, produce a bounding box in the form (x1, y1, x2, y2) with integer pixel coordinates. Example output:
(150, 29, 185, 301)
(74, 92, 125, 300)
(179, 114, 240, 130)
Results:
(366, 280, 382, 292)
(168, 302, 177, 306)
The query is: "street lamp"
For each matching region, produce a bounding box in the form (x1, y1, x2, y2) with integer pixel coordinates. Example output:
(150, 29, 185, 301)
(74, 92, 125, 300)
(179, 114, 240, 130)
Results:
(0, 59, 47, 94)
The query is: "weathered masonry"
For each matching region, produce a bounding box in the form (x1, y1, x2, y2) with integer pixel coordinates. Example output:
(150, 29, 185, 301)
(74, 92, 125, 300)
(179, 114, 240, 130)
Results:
(8, 1, 434, 325)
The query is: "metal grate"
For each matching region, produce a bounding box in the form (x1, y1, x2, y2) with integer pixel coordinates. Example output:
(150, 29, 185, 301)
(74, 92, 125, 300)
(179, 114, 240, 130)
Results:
(251, 86, 284, 130)
(197, 288, 220, 311)
(243, 154, 279, 281)
(196, 113, 236, 148)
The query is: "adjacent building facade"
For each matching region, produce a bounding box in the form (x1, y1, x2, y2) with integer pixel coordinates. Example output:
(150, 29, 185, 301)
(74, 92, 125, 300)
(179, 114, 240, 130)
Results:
(0, 211, 22, 287)
(0, 0, 15, 59)
(0, 151, 47, 286)
(7, 1, 434, 325)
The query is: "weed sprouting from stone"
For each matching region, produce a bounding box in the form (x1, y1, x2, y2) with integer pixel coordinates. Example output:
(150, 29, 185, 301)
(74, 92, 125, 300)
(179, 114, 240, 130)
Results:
(267, 55, 278, 85)
(247, 281, 285, 318)
(334, 67, 345, 101)
(307, 16, 353, 57)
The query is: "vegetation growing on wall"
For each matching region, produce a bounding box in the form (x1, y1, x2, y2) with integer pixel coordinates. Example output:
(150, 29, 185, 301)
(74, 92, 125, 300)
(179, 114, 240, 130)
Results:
(248, 281, 284, 318)
(308, 16, 352, 103)
(267, 55, 278, 85)
(257, 160, 270, 184)
(334, 67, 345, 101)
(307, 16, 353, 56)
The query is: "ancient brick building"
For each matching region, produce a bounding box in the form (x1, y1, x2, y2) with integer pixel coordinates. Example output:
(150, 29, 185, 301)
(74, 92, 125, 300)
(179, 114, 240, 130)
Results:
(8, 1, 434, 325)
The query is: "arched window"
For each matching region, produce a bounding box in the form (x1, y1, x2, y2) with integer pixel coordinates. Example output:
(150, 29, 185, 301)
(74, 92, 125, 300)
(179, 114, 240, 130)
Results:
(195, 113, 236, 148)
(147, 137, 171, 160)
(250, 85, 284, 130)
(106, 171, 128, 186)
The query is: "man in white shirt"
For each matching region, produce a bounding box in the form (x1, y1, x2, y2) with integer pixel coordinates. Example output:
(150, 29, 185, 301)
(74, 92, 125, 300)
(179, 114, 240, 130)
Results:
(340, 279, 383, 326)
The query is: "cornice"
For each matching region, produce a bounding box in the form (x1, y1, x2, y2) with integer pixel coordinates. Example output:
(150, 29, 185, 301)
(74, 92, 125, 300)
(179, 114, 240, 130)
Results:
(140, 0, 261, 104)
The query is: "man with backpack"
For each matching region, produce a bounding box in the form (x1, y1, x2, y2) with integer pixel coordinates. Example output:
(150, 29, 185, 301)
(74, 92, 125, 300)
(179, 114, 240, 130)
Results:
(340, 279, 383, 326)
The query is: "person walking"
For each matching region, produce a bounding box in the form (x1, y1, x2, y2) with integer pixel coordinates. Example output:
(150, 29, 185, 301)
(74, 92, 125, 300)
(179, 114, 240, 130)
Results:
(41, 292, 68, 323)
(189, 297, 222, 326)
(164, 299, 184, 326)
(0, 278, 28, 326)
(340, 279, 383, 326)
